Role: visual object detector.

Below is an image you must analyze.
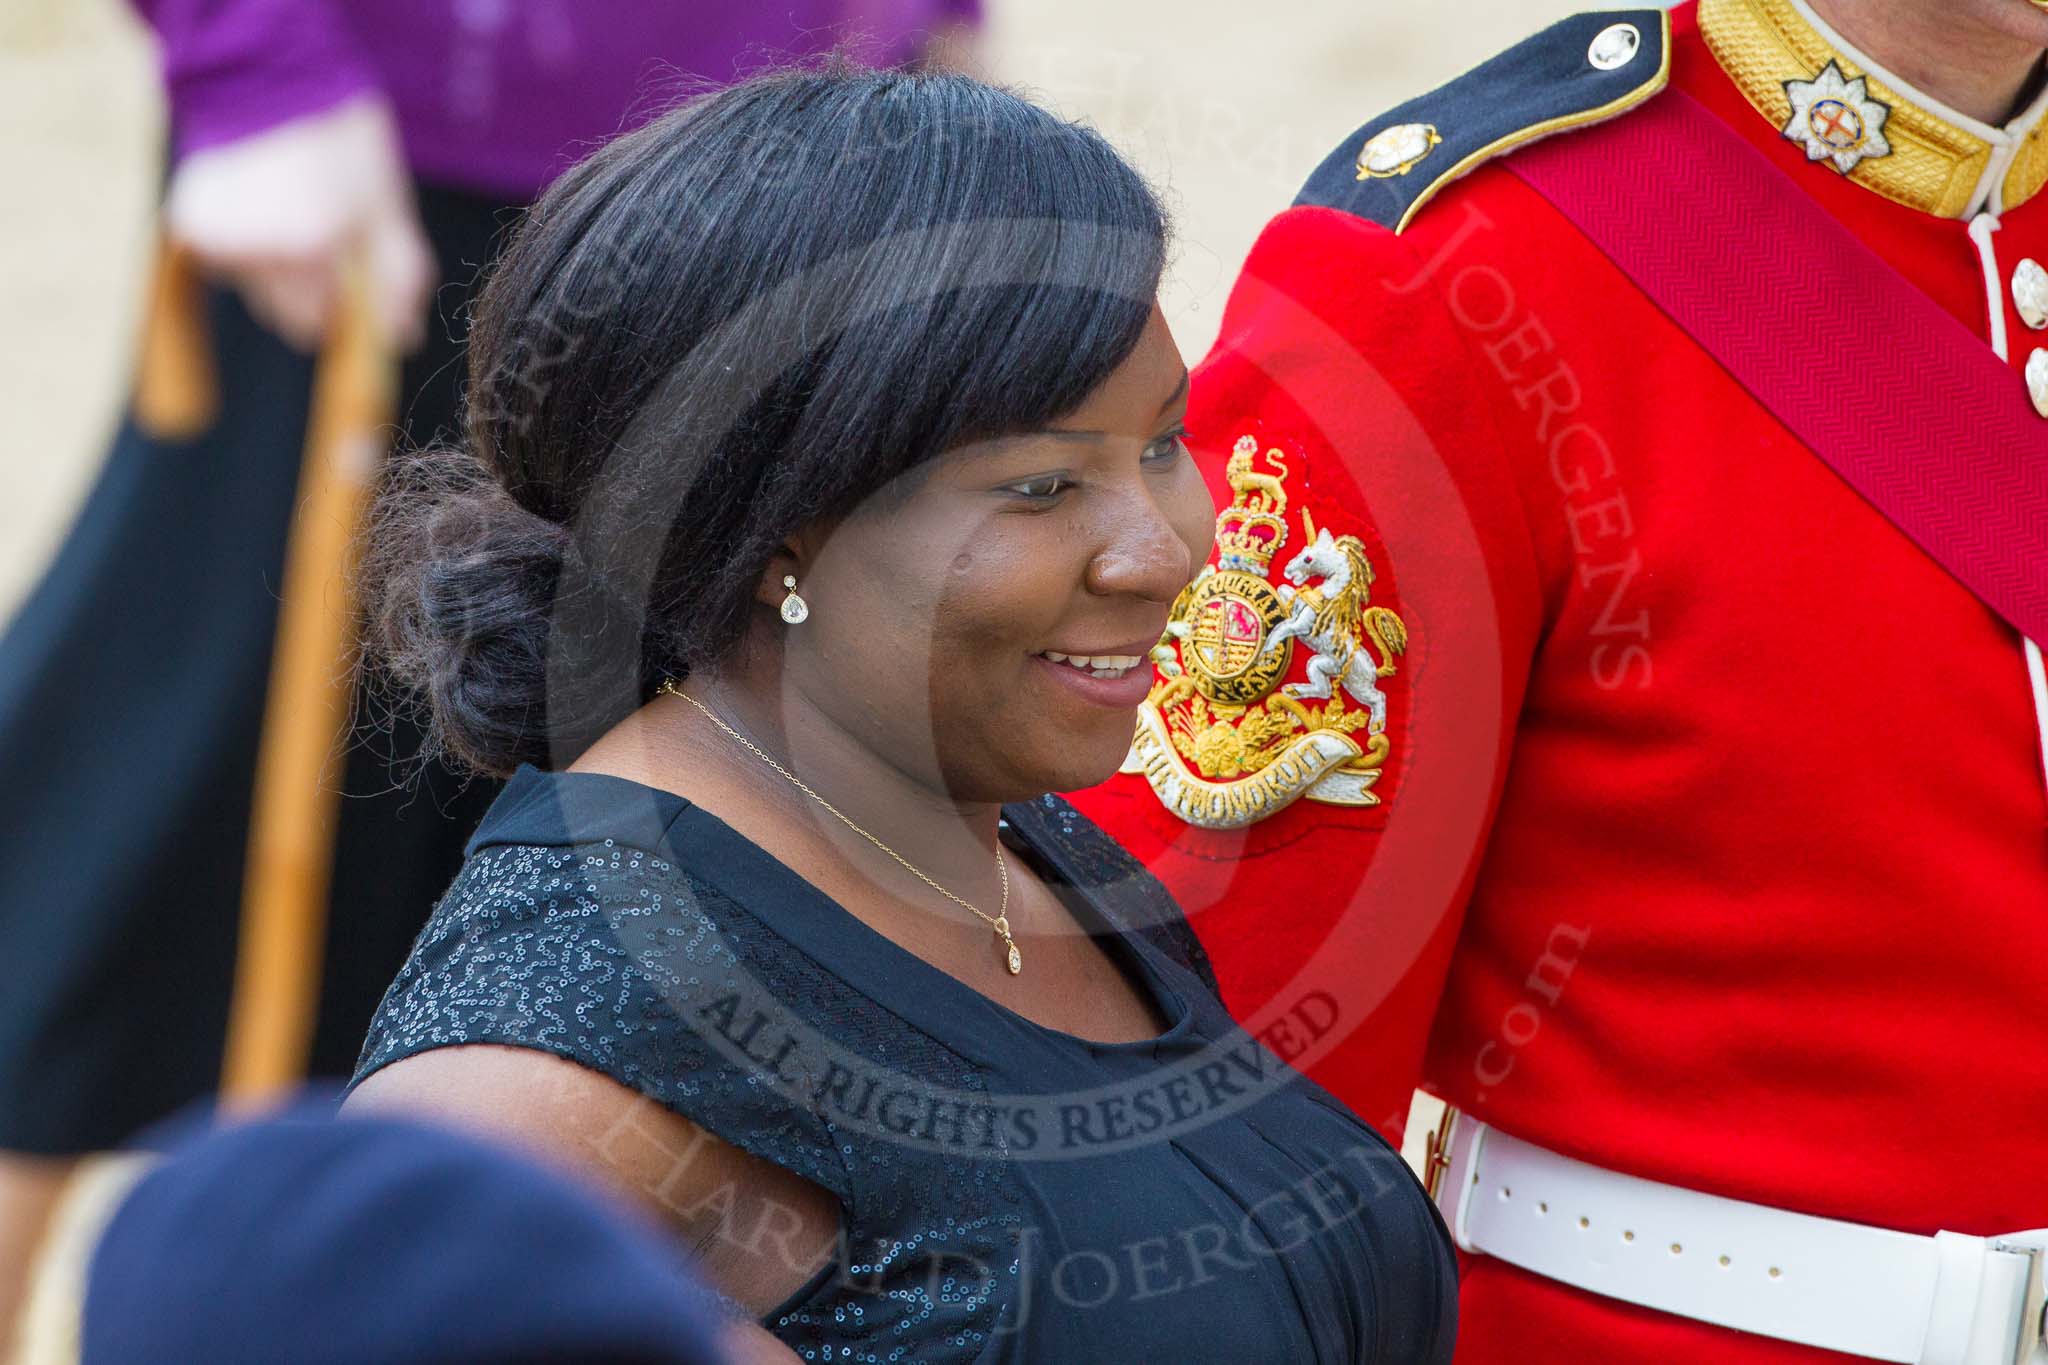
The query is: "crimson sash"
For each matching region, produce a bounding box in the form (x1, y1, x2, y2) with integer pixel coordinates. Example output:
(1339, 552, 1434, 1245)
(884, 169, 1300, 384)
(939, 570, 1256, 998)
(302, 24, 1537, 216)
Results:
(1506, 89, 2048, 645)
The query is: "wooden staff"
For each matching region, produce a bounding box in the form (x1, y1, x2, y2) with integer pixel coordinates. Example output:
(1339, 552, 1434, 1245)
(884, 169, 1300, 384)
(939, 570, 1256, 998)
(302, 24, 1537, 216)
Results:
(217, 255, 395, 1107)
(132, 241, 216, 442)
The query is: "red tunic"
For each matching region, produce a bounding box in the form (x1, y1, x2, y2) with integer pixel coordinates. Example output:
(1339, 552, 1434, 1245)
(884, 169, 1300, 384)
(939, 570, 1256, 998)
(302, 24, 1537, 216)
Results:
(1070, 2, 2048, 1359)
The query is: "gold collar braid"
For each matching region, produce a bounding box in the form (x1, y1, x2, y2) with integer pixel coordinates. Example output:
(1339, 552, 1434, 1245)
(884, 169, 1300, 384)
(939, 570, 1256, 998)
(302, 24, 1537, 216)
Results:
(1700, 0, 2048, 217)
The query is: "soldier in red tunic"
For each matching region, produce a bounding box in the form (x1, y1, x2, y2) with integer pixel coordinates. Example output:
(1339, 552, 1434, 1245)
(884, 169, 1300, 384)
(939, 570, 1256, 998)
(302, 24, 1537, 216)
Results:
(1070, 2, 2048, 1360)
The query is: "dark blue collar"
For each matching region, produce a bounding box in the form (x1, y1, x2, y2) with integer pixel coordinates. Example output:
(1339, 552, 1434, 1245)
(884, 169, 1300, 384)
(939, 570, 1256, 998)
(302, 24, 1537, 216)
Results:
(465, 763, 693, 858)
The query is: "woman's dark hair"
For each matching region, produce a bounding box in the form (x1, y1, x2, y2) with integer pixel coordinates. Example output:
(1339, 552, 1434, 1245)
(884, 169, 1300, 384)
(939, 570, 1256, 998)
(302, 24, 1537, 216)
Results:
(359, 60, 1169, 777)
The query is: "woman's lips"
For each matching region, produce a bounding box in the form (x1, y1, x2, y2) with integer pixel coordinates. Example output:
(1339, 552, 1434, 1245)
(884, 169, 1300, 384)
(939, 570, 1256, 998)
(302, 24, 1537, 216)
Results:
(1030, 649, 1155, 708)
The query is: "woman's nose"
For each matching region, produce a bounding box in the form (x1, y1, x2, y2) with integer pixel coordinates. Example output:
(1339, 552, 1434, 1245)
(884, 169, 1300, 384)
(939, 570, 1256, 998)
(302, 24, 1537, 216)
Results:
(1084, 492, 1196, 602)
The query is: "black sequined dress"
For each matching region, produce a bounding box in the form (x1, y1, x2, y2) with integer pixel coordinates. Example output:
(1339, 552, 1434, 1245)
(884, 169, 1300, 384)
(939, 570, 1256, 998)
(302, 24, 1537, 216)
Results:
(353, 766, 1456, 1363)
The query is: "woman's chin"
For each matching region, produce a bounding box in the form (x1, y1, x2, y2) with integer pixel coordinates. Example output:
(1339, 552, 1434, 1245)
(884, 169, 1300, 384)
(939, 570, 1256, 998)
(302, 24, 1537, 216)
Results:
(1029, 723, 1143, 798)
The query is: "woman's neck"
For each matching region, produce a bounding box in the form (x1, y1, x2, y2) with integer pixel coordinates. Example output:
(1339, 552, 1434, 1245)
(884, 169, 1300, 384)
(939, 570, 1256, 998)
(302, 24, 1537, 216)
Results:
(1805, 0, 2048, 127)
(664, 670, 1009, 896)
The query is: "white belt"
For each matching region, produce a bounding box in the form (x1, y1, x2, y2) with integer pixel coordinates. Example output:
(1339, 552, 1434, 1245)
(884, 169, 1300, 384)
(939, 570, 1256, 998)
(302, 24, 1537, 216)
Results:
(1427, 1112, 2048, 1364)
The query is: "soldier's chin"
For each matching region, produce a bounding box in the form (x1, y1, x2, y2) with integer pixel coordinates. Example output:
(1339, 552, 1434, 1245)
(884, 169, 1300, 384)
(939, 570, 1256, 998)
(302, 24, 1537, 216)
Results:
(2001, 0, 2048, 35)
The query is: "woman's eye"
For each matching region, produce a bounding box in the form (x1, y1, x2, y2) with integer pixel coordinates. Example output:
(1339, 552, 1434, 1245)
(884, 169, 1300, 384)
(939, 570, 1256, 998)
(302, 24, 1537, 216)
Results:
(1004, 474, 1073, 501)
(1143, 432, 1189, 464)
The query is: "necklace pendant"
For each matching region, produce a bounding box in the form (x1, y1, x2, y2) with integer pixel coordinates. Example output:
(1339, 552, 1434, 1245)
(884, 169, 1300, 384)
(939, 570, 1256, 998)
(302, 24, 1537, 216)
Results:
(1004, 938, 1023, 975)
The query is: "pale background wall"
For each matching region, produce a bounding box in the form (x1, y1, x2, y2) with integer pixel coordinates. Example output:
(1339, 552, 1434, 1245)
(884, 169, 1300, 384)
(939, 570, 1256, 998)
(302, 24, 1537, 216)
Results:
(0, 0, 162, 625)
(0, 0, 1585, 625)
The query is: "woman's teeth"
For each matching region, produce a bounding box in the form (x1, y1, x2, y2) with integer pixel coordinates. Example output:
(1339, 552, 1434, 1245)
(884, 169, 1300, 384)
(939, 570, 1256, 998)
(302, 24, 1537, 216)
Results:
(1040, 651, 1143, 678)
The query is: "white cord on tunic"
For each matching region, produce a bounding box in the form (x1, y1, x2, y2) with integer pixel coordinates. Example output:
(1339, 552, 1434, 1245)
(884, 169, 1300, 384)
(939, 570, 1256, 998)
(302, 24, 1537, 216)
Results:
(1968, 210, 2048, 800)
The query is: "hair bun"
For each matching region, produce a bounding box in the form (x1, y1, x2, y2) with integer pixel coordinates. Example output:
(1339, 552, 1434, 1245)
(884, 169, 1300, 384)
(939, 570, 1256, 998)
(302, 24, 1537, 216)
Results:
(358, 446, 632, 777)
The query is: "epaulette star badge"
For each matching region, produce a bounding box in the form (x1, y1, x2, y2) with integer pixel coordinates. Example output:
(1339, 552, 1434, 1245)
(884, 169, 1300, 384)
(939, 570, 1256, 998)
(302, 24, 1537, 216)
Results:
(1356, 122, 1442, 180)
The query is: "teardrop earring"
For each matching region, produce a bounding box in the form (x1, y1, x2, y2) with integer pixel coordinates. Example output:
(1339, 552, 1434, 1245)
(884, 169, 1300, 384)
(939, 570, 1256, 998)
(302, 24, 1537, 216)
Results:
(778, 574, 810, 625)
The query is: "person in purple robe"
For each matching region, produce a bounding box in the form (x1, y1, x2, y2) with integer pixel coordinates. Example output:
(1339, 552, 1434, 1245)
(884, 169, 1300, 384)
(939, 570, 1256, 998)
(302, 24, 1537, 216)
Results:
(140, 0, 981, 348)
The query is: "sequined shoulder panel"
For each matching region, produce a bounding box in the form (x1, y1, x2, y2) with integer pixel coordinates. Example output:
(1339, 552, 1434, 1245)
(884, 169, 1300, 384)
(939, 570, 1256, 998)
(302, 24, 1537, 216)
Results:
(352, 839, 1026, 1360)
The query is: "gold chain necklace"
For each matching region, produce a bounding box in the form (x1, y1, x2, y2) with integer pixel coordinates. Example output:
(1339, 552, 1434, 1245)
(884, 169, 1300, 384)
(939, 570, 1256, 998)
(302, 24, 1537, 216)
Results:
(659, 681, 1021, 975)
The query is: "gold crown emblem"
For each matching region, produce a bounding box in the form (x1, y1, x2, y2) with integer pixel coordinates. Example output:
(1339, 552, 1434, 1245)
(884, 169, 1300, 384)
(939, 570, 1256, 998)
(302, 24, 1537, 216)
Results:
(1215, 436, 1290, 574)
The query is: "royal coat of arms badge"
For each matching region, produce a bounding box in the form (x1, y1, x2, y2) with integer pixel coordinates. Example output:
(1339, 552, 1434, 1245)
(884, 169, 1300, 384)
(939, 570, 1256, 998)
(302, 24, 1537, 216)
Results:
(1121, 437, 1412, 830)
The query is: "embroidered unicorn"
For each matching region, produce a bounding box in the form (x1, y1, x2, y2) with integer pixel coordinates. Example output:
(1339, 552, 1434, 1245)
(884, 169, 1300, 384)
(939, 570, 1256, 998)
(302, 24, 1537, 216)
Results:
(1260, 516, 1409, 733)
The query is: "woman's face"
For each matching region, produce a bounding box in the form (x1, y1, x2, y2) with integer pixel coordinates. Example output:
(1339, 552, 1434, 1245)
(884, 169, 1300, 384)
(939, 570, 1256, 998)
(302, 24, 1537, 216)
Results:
(785, 307, 1213, 802)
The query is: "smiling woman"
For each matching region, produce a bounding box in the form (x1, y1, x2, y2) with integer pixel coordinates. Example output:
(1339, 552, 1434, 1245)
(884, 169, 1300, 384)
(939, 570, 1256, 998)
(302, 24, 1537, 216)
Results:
(344, 58, 1455, 1364)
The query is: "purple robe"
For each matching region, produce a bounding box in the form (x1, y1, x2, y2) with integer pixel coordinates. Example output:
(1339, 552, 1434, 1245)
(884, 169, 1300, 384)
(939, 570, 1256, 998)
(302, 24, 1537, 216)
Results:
(133, 0, 982, 197)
